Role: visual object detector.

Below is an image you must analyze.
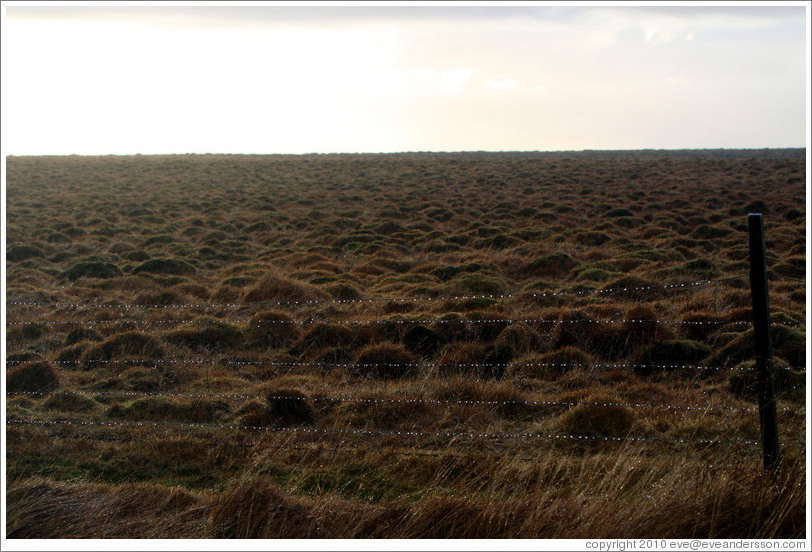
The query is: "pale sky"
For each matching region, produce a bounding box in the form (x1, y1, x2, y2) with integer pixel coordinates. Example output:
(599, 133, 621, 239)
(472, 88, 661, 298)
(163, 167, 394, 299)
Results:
(1, 1, 809, 155)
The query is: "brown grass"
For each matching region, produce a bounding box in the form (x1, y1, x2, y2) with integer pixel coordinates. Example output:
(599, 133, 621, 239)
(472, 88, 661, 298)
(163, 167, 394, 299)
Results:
(7, 454, 805, 538)
(5, 151, 806, 539)
(243, 272, 328, 303)
(354, 342, 417, 379)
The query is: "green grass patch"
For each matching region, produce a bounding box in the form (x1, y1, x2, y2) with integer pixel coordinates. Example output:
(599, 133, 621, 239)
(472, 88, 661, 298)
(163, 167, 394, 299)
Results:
(295, 462, 409, 503)
(7, 244, 46, 262)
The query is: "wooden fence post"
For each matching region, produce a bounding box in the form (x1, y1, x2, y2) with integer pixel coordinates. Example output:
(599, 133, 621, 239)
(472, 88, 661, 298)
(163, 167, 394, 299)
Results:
(747, 213, 780, 471)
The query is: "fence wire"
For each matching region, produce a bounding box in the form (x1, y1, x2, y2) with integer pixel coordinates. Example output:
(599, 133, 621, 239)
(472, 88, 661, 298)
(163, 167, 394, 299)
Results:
(31, 431, 808, 466)
(5, 271, 805, 470)
(8, 317, 803, 327)
(6, 418, 774, 447)
(10, 389, 802, 413)
(6, 357, 805, 373)
(5, 276, 747, 310)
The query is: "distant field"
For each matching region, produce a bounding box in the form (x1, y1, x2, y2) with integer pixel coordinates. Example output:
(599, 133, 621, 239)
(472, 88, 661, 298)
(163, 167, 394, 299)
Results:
(5, 150, 807, 538)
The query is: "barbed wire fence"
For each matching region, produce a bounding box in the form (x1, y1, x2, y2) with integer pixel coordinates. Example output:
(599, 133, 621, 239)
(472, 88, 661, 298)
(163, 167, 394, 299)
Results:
(5, 275, 748, 309)
(5, 270, 808, 467)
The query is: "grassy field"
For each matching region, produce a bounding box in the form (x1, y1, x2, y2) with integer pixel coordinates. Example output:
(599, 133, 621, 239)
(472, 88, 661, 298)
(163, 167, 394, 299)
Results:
(4, 150, 807, 539)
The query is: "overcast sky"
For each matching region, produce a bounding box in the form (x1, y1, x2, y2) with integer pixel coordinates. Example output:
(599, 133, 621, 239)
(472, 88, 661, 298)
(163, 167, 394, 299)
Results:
(1, 2, 808, 155)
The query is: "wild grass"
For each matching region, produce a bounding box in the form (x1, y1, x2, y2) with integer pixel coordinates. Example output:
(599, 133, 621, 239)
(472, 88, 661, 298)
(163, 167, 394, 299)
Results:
(6, 447, 805, 538)
(5, 150, 807, 539)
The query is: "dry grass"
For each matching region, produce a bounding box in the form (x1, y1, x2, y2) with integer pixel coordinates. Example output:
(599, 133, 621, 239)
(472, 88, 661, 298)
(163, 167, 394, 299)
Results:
(5, 151, 806, 539)
(7, 452, 805, 538)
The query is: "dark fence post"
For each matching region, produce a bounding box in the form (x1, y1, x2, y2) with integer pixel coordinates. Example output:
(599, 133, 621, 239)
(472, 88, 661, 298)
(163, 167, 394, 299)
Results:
(748, 213, 780, 471)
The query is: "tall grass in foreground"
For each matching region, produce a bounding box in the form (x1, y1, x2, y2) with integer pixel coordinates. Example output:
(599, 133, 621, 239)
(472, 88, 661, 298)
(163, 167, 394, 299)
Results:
(7, 448, 805, 538)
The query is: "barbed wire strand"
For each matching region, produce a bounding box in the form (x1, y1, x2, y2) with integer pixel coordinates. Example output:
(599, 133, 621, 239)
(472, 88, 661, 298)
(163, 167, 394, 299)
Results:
(5, 357, 805, 373)
(33, 432, 807, 464)
(5, 276, 748, 310)
(6, 418, 774, 446)
(8, 316, 802, 327)
(10, 389, 801, 413)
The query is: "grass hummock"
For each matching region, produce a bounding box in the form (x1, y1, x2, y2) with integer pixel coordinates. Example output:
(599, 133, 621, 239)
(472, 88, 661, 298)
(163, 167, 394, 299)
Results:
(4, 150, 806, 539)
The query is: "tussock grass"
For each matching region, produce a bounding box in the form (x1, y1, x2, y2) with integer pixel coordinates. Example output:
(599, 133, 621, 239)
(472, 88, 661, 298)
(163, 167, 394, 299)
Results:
(62, 261, 123, 281)
(495, 321, 543, 355)
(708, 325, 807, 367)
(296, 322, 360, 355)
(508, 346, 594, 381)
(435, 341, 488, 376)
(109, 396, 229, 423)
(7, 244, 47, 262)
(265, 388, 316, 426)
(132, 258, 197, 276)
(246, 310, 302, 349)
(43, 390, 98, 412)
(520, 252, 578, 278)
(433, 376, 530, 418)
(65, 327, 103, 345)
(559, 392, 635, 437)
(243, 271, 328, 303)
(165, 319, 244, 351)
(5, 151, 806, 539)
(7, 362, 60, 393)
(7, 478, 208, 538)
(207, 479, 321, 538)
(402, 325, 442, 358)
(354, 343, 417, 380)
(82, 332, 166, 369)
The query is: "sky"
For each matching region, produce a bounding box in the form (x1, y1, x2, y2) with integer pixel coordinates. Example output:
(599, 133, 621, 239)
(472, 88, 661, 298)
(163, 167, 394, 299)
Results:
(0, 1, 809, 155)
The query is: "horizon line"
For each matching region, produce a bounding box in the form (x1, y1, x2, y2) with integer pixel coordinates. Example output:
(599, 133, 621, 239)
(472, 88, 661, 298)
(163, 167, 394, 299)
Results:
(5, 146, 807, 158)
